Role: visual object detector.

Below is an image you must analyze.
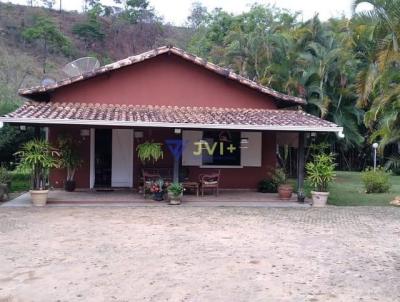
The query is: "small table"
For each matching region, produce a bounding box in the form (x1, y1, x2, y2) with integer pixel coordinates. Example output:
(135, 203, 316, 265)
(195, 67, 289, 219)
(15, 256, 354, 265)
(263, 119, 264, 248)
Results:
(183, 181, 199, 197)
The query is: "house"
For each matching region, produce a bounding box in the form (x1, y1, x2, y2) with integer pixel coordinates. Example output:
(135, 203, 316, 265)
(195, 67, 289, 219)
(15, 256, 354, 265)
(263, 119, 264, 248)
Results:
(0, 46, 343, 195)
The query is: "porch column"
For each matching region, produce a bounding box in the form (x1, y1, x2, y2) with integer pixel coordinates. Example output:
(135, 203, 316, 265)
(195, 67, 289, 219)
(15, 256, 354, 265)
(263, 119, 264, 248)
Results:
(173, 157, 179, 183)
(297, 132, 305, 203)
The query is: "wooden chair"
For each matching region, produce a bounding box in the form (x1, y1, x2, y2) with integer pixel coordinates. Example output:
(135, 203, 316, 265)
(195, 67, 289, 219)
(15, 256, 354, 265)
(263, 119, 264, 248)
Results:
(142, 169, 161, 198)
(199, 170, 221, 197)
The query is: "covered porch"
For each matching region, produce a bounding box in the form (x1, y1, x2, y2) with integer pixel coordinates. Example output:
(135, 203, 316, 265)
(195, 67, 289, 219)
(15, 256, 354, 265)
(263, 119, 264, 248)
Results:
(3, 189, 309, 207)
(0, 102, 344, 203)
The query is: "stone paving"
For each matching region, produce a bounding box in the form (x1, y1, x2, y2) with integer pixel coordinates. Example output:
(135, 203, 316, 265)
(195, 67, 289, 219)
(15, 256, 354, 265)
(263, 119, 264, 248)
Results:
(0, 206, 399, 302)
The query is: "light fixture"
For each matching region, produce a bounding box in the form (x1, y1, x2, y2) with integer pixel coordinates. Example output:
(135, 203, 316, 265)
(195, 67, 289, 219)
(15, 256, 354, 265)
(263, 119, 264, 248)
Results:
(20, 125, 26, 131)
(0, 121, 3, 129)
(372, 142, 379, 171)
(134, 131, 144, 138)
(80, 129, 90, 137)
(174, 128, 182, 134)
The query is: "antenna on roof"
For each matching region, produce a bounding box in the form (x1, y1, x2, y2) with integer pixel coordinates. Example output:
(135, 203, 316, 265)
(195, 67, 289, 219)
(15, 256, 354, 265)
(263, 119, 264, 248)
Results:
(62, 57, 100, 77)
(41, 77, 57, 87)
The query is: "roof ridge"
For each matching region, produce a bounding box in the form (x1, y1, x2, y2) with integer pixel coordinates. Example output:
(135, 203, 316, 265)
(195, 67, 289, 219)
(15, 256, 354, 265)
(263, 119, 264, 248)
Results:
(24, 101, 303, 112)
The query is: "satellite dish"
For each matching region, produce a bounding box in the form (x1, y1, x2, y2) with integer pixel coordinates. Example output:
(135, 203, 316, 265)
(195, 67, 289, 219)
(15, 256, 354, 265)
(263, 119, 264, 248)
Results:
(62, 57, 100, 77)
(41, 77, 57, 87)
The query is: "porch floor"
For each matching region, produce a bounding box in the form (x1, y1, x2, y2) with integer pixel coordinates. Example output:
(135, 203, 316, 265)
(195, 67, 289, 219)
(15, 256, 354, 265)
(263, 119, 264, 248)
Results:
(2, 190, 310, 208)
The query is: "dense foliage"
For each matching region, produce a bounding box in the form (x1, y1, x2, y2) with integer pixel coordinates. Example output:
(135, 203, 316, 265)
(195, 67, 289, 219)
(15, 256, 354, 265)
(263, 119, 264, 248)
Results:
(187, 1, 400, 168)
(361, 166, 392, 193)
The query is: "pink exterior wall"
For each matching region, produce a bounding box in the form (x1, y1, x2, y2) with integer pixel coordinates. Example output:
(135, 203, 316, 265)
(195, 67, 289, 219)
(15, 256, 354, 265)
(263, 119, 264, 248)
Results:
(48, 126, 91, 189)
(48, 126, 276, 190)
(51, 54, 277, 110)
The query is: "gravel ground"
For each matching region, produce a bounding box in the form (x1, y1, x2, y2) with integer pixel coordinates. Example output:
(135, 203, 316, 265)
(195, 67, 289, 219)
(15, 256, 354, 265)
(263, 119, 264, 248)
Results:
(0, 206, 399, 302)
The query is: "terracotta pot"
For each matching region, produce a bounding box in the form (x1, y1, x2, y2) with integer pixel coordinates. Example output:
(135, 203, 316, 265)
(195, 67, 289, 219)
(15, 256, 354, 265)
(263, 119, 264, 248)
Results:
(30, 190, 49, 206)
(278, 184, 293, 200)
(168, 192, 182, 205)
(311, 191, 329, 207)
(64, 180, 76, 192)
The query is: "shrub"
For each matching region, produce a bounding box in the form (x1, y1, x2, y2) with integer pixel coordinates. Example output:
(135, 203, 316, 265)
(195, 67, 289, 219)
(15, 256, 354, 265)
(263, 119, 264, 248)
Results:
(361, 167, 391, 193)
(258, 179, 276, 193)
(271, 168, 287, 187)
(0, 166, 11, 184)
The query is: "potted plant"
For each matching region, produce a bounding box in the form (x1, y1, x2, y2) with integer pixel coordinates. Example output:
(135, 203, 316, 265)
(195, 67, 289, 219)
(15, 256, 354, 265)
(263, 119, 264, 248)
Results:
(167, 182, 184, 205)
(306, 153, 336, 207)
(0, 166, 11, 202)
(272, 168, 293, 199)
(58, 135, 82, 192)
(150, 178, 165, 201)
(136, 141, 164, 163)
(15, 139, 60, 206)
(257, 179, 276, 193)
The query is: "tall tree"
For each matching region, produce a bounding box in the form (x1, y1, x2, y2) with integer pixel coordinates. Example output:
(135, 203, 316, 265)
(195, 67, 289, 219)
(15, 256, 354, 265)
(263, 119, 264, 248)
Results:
(115, 0, 155, 24)
(187, 2, 209, 29)
(72, 3, 105, 50)
(22, 15, 71, 74)
(353, 0, 400, 150)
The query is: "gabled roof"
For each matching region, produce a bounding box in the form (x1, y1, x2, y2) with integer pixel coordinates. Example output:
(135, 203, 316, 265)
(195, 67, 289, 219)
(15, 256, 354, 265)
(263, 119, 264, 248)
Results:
(18, 46, 306, 106)
(0, 101, 342, 133)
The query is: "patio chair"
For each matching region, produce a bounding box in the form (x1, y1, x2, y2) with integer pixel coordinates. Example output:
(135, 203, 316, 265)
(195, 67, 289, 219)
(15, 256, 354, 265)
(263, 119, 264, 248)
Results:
(199, 170, 221, 197)
(142, 169, 161, 198)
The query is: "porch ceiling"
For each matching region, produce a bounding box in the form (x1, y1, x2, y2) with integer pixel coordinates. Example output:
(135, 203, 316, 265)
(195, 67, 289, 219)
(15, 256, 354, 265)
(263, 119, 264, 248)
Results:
(0, 101, 343, 133)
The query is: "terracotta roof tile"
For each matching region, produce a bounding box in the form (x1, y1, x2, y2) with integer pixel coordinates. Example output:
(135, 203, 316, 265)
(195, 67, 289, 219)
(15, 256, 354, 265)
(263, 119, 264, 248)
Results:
(18, 46, 306, 105)
(2, 102, 340, 131)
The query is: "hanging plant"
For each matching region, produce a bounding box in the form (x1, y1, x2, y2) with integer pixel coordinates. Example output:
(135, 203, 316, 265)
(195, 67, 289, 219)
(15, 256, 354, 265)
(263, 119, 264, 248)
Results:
(136, 141, 164, 163)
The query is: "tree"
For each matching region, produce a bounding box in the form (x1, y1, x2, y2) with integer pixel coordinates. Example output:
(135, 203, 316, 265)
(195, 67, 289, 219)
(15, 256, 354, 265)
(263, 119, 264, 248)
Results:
(187, 2, 209, 29)
(41, 0, 55, 9)
(22, 15, 71, 74)
(72, 3, 105, 50)
(115, 0, 156, 24)
(353, 0, 400, 150)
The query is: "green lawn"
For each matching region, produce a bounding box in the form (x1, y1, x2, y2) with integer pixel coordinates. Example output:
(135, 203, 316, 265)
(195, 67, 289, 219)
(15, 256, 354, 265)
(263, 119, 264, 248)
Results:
(9, 171, 30, 193)
(327, 171, 400, 206)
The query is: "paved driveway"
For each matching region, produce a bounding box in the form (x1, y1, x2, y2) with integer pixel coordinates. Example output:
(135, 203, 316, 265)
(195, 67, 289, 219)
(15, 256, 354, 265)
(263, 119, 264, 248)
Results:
(0, 206, 399, 302)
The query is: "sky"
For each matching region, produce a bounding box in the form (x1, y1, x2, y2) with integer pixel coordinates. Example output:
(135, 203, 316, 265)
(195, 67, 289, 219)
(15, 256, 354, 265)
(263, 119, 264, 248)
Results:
(2, 0, 373, 25)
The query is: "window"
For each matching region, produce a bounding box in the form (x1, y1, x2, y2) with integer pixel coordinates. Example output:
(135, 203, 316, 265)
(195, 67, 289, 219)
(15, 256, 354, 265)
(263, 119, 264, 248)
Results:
(201, 130, 241, 166)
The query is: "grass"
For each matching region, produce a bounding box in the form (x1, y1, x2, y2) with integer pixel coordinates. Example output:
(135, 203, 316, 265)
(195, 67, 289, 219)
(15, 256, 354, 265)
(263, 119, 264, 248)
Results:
(328, 171, 400, 206)
(290, 171, 399, 206)
(9, 171, 30, 193)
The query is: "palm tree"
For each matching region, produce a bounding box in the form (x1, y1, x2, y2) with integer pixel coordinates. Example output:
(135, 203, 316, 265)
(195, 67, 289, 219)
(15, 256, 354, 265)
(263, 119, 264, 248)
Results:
(352, 0, 400, 150)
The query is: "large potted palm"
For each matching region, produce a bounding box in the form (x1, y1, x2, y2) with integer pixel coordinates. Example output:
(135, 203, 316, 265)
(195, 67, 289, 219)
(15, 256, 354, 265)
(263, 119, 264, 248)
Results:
(15, 139, 60, 206)
(58, 136, 82, 192)
(306, 153, 336, 207)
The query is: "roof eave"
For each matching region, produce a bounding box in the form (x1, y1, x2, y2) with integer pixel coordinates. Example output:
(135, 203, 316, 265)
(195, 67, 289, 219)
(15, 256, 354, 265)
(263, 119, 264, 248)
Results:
(0, 117, 343, 133)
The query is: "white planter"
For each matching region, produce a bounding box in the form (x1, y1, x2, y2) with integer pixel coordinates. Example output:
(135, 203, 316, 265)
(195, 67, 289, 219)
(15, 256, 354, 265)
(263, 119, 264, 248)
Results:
(311, 191, 329, 207)
(168, 192, 182, 205)
(30, 190, 49, 206)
